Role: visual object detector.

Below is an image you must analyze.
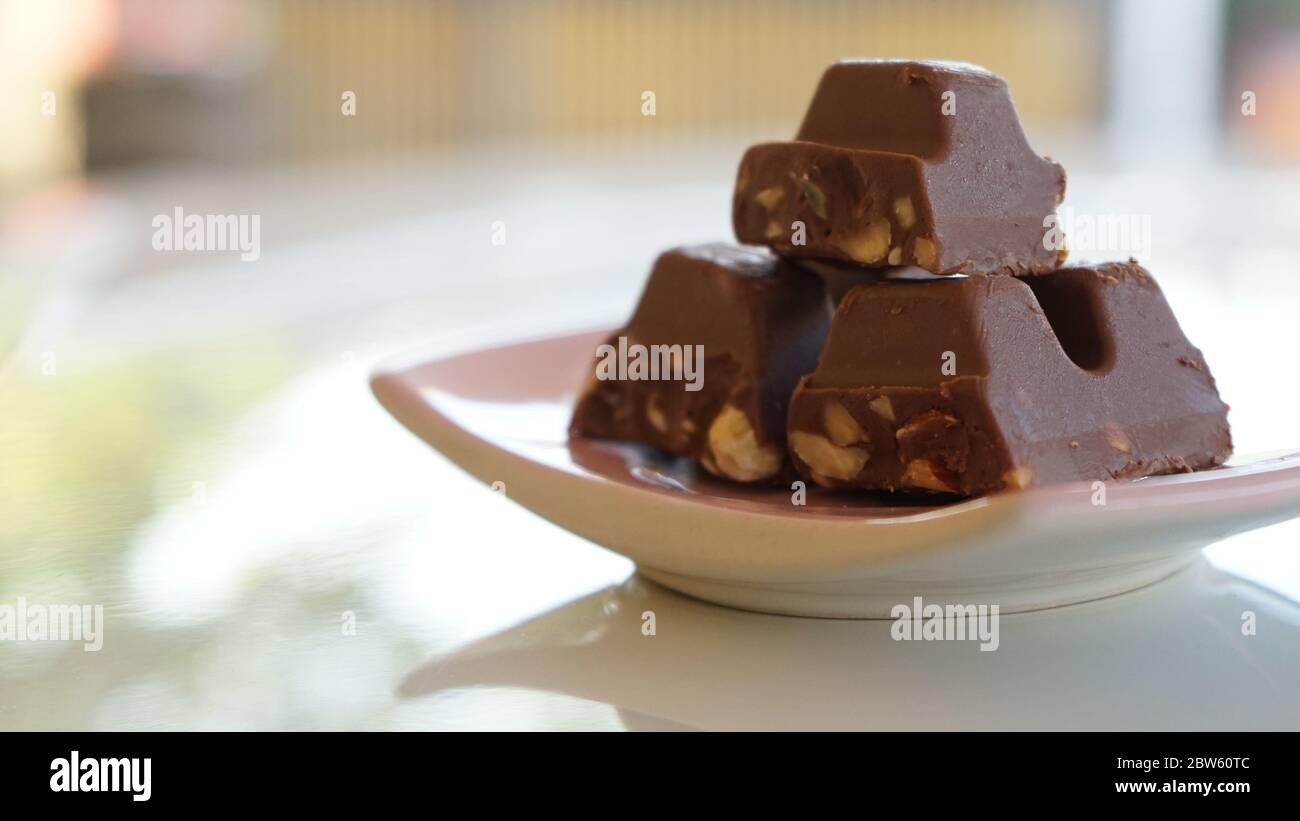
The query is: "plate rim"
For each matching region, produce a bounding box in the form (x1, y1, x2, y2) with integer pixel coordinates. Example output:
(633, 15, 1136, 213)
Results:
(370, 327, 1300, 585)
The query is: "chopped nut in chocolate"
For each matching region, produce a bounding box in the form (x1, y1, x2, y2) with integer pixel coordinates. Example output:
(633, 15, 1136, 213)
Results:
(786, 261, 1231, 495)
(733, 60, 1067, 275)
(570, 244, 833, 483)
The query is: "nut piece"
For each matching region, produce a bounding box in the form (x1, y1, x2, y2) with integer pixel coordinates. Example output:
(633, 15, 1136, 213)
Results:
(645, 395, 668, 433)
(913, 236, 937, 269)
(736, 163, 751, 192)
(822, 400, 867, 447)
(894, 409, 969, 475)
(1106, 426, 1133, 454)
(895, 410, 961, 444)
(835, 218, 891, 264)
(755, 186, 785, 210)
(806, 470, 838, 488)
(789, 431, 869, 482)
(793, 173, 828, 219)
(764, 220, 782, 239)
(893, 196, 916, 230)
(901, 459, 959, 493)
(706, 404, 783, 482)
(887, 247, 903, 265)
(868, 395, 896, 423)
(1002, 465, 1034, 490)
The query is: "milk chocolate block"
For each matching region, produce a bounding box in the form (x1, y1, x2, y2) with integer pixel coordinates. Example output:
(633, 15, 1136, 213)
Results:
(733, 60, 1067, 276)
(570, 244, 832, 483)
(787, 262, 1231, 495)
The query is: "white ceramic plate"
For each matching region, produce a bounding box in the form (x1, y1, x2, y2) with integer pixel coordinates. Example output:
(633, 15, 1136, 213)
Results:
(371, 327, 1300, 618)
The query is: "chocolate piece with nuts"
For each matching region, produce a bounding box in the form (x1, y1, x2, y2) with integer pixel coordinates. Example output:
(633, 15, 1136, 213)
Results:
(733, 60, 1067, 276)
(786, 261, 1232, 495)
(570, 244, 832, 484)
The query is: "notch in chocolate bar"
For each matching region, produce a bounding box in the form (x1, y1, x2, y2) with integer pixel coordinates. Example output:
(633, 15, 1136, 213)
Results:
(786, 261, 1231, 495)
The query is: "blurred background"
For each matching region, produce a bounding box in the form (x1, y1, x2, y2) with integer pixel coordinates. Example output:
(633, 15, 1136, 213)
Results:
(5, 0, 1300, 183)
(2, 0, 1300, 730)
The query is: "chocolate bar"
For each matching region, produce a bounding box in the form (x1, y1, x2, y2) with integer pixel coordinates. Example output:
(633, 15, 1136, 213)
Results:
(733, 60, 1067, 276)
(786, 261, 1232, 495)
(570, 244, 832, 483)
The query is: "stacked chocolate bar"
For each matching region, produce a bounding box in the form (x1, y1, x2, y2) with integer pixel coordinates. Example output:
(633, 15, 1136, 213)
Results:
(571, 60, 1232, 496)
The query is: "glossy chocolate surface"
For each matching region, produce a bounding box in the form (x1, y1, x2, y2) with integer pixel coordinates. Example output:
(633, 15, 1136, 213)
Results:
(734, 60, 1067, 276)
(570, 244, 832, 483)
(787, 261, 1232, 494)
